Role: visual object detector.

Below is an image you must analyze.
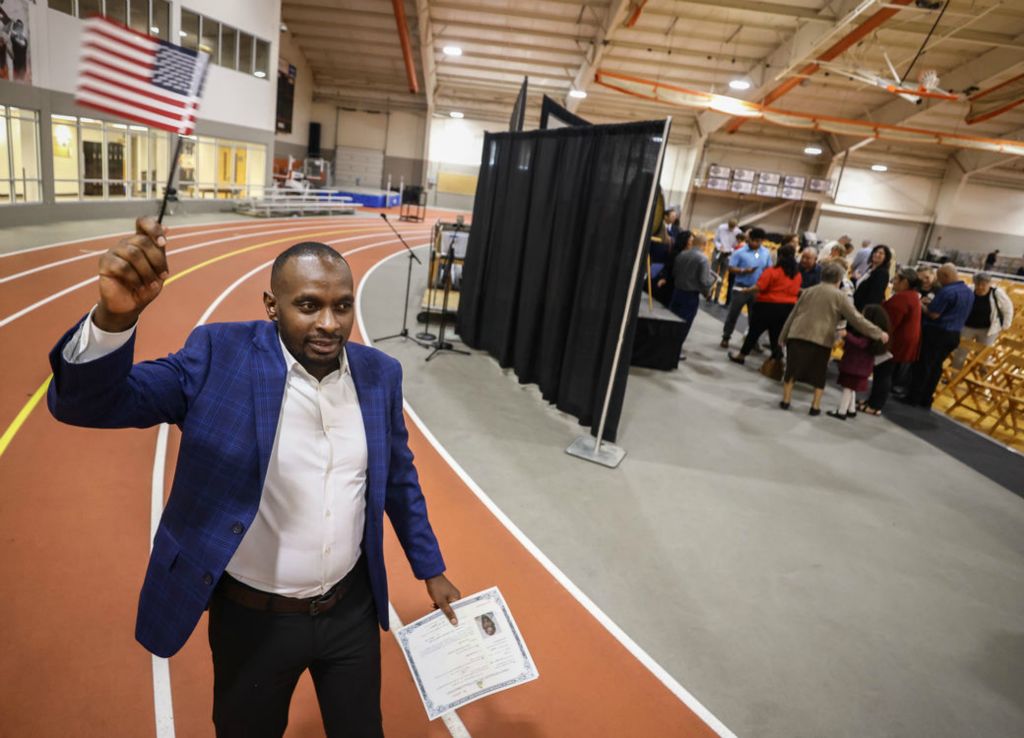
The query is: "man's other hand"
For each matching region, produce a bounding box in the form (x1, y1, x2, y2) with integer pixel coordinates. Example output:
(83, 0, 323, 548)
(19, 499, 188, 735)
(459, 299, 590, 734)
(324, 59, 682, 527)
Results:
(94, 217, 169, 332)
(425, 575, 461, 626)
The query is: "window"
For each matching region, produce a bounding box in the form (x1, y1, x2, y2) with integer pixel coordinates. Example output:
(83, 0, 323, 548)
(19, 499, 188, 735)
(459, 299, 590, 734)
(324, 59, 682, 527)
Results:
(51, 114, 169, 201)
(255, 39, 270, 79)
(0, 107, 43, 205)
(128, 0, 149, 34)
(199, 17, 219, 64)
(180, 9, 199, 51)
(105, 0, 127, 24)
(174, 135, 265, 199)
(238, 32, 254, 75)
(151, 0, 170, 40)
(48, 1, 170, 41)
(220, 25, 238, 70)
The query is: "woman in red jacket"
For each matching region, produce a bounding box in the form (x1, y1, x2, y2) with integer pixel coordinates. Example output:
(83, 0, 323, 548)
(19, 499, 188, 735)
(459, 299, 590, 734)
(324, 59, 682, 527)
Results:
(729, 244, 802, 366)
(861, 267, 922, 414)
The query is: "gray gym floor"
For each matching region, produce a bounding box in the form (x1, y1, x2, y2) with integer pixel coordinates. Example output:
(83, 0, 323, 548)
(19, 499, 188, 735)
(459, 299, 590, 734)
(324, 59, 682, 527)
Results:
(361, 246, 1024, 738)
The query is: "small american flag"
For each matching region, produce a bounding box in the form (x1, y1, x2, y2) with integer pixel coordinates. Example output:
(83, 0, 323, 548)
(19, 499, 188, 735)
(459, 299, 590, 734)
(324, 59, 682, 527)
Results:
(76, 16, 210, 135)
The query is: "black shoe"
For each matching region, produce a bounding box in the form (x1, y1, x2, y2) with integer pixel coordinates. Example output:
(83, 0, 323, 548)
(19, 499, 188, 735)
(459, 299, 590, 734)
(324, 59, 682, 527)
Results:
(847, 411, 857, 419)
(720, 338, 730, 348)
(826, 410, 847, 421)
(779, 401, 790, 410)
(809, 407, 821, 416)
(728, 353, 746, 365)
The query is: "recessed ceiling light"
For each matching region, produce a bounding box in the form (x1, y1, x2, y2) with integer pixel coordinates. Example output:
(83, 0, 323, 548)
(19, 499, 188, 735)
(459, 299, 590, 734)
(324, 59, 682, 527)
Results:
(150, 26, 159, 33)
(179, 30, 187, 38)
(449, 111, 464, 119)
(871, 163, 888, 172)
(443, 45, 462, 56)
(280, 23, 288, 32)
(568, 89, 587, 99)
(254, 70, 267, 78)
(728, 79, 751, 91)
(804, 146, 823, 155)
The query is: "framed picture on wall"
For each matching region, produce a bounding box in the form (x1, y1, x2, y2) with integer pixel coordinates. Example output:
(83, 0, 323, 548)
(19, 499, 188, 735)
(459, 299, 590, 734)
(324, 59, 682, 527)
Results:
(756, 183, 778, 197)
(706, 177, 730, 191)
(783, 175, 806, 189)
(808, 177, 831, 192)
(732, 168, 755, 182)
(780, 186, 804, 200)
(758, 172, 781, 185)
(708, 164, 732, 178)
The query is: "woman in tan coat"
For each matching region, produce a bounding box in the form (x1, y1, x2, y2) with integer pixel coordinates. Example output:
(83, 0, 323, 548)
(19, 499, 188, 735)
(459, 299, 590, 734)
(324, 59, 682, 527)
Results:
(779, 260, 889, 415)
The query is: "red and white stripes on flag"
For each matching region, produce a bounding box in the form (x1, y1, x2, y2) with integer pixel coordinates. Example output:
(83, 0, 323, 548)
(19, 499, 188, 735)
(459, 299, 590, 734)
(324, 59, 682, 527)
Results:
(76, 16, 210, 135)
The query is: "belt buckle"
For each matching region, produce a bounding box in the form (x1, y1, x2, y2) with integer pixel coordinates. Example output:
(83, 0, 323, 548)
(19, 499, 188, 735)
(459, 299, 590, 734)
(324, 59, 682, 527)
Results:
(309, 588, 334, 616)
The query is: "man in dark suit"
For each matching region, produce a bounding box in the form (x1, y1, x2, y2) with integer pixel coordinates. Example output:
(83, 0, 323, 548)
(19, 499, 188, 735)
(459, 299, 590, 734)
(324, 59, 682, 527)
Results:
(47, 217, 461, 737)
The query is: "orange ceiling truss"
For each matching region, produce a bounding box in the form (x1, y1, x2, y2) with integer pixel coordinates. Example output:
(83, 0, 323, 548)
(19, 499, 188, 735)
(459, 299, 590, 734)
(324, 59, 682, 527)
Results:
(725, 0, 916, 133)
(594, 70, 1024, 157)
(966, 73, 1024, 125)
(625, 0, 649, 29)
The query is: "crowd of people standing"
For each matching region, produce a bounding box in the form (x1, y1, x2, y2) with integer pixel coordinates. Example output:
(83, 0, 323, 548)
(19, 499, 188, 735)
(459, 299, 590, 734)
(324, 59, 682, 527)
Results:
(653, 212, 1015, 417)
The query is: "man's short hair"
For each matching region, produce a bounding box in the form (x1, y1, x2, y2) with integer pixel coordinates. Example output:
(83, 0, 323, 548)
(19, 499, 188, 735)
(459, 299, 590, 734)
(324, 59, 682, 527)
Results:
(270, 241, 348, 289)
(749, 227, 766, 241)
(821, 260, 846, 284)
(974, 271, 993, 283)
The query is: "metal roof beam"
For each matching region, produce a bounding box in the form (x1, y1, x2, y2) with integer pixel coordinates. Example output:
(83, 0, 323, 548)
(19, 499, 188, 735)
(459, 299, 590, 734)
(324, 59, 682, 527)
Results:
(565, 0, 644, 111)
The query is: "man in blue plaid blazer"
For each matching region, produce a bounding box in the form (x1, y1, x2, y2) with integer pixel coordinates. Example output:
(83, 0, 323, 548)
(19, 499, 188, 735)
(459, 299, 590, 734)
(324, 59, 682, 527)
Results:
(47, 218, 460, 737)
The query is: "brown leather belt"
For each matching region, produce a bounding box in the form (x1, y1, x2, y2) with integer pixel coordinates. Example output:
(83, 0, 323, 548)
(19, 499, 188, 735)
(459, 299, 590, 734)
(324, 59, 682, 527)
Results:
(217, 561, 362, 616)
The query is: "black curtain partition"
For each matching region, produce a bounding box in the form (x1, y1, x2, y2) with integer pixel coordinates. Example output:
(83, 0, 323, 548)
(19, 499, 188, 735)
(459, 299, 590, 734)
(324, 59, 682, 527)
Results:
(457, 120, 667, 442)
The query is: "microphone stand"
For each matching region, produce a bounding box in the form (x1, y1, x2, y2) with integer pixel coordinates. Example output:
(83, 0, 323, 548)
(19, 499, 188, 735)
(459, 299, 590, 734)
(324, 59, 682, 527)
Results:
(373, 213, 427, 346)
(425, 229, 470, 362)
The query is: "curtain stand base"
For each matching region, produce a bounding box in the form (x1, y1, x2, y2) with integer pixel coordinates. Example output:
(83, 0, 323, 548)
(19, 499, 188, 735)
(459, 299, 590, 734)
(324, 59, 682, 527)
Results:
(566, 435, 625, 469)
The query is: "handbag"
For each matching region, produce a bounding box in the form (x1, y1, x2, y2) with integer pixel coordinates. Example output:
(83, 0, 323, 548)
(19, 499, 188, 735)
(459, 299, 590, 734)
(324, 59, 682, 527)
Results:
(759, 356, 784, 381)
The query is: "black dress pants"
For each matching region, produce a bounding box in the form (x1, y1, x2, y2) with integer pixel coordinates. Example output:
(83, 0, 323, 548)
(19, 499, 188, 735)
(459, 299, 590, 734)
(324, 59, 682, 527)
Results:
(208, 559, 383, 738)
(907, 326, 961, 408)
(739, 302, 792, 360)
(866, 359, 894, 410)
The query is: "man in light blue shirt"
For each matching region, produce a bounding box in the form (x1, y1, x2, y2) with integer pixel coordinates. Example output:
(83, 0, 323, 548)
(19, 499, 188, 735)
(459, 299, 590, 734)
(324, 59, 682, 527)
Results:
(721, 227, 773, 347)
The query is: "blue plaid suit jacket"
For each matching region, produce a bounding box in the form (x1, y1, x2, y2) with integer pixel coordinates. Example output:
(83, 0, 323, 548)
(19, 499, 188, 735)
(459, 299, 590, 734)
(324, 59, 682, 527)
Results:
(48, 317, 446, 658)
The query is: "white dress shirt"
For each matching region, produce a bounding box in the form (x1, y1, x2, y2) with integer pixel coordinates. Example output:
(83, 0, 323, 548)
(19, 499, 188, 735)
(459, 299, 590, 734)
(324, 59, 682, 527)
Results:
(64, 311, 368, 598)
(714, 223, 740, 254)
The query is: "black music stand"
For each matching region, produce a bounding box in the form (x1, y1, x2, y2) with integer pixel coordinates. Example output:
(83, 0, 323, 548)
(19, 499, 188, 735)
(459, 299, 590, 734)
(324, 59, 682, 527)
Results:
(425, 239, 469, 362)
(373, 213, 428, 347)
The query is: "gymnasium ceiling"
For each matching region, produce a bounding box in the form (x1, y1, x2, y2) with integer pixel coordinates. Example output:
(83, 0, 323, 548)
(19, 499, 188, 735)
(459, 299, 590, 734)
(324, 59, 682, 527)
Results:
(281, 0, 1024, 182)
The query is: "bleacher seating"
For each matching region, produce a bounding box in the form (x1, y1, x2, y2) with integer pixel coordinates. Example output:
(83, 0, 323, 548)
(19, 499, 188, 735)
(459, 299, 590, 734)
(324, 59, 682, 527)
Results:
(235, 188, 362, 217)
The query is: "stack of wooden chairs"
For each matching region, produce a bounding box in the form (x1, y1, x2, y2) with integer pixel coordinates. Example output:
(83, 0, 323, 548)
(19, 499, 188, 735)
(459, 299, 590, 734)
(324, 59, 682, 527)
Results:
(934, 279, 1024, 453)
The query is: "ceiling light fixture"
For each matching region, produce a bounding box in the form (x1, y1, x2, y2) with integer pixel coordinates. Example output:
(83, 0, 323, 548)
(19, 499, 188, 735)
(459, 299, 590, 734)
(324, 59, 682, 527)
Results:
(150, 26, 159, 33)
(254, 70, 267, 78)
(449, 111, 464, 119)
(568, 89, 587, 99)
(804, 146, 823, 155)
(442, 45, 462, 56)
(871, 163, 888, 172)
(179, 30, 187, 38)
(280, 23, 288, 32)
(728, 79, 751, 91)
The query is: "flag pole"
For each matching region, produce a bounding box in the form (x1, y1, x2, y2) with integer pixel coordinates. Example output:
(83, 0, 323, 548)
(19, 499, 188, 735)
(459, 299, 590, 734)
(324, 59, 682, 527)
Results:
(158, 135, 184, 224)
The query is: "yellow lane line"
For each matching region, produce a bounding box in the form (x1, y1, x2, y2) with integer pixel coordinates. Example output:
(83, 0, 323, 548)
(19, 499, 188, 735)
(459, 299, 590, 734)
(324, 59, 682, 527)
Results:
(0, 225, 376, 462)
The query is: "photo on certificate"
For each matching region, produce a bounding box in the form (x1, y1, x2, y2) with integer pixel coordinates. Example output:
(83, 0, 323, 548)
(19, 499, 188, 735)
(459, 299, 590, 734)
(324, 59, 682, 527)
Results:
(395, 587, 539, 721)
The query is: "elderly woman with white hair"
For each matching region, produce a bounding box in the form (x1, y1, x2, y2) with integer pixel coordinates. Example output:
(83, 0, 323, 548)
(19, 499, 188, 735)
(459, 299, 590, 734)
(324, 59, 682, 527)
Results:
(779, 260, 888, 415)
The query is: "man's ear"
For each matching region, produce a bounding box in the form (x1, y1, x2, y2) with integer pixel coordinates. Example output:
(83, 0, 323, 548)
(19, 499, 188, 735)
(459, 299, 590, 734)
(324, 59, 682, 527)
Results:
(263, 291, 278, 321)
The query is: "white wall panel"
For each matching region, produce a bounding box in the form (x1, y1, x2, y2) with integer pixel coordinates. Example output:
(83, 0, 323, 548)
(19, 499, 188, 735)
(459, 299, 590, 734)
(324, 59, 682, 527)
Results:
(816, 213, 924, 264)
(337, 110, 388, 150)
(834, 168, 939, 217)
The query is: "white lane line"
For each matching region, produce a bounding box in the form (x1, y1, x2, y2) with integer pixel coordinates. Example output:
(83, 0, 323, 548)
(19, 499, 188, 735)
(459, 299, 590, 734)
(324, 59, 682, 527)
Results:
(0, 226, 429, 329)
(356, 248, 737, 738)
(388, 604, 471, 738)
(148, 235, 430, 738)
(0, 219, 429, 284)
(0, 215, 345, 260)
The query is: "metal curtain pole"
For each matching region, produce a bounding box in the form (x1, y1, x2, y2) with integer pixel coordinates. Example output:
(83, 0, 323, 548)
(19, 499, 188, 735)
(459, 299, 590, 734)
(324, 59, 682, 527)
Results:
(567, 117, 673, 468)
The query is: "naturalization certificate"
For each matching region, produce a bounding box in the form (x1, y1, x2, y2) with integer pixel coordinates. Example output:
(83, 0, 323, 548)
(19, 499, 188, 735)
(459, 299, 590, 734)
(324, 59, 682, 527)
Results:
(395, 587, 539, 720)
